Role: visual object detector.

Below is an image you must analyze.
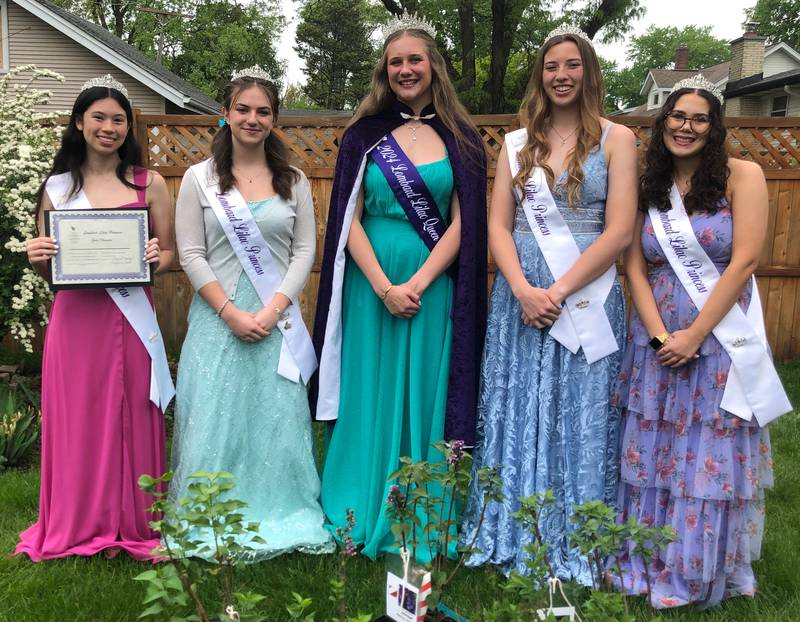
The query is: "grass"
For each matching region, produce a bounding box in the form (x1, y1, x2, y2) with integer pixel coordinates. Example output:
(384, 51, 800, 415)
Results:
(0, 363, 799, 622)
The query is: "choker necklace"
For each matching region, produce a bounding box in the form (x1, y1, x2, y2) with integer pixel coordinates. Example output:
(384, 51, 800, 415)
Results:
(551, 124, 579, 146)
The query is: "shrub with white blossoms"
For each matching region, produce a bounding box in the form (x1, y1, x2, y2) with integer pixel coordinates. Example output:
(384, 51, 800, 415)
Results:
(0, 65, 65, 353)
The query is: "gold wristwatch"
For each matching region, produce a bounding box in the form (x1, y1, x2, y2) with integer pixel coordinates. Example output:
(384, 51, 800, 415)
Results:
(649, 332, 670, 351)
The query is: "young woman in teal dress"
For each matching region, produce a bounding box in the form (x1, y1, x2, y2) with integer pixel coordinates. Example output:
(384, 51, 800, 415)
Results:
(313, 16, 488, 560)
(460, 26, 639, 582)
(172, 69, 333, 559)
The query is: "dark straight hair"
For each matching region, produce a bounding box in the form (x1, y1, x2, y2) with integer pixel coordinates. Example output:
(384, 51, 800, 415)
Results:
(211, 77, 298, 200)
(36, 86, 143, 216)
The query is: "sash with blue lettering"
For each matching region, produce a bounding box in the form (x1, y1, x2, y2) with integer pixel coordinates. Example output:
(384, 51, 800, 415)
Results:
(370, 133, 448, 250)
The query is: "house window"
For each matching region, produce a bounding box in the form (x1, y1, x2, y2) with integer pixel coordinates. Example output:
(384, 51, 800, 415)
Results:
(653, 92, 660, 105)
(771, 95, 788, 117)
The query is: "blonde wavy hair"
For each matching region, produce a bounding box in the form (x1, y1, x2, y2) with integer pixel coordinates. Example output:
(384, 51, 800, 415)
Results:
(348, 29, 481, 160)
(514, 34, 605, 207)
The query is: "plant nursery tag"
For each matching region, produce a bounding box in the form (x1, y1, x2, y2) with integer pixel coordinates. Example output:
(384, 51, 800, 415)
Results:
(386, 571, 431, 622)
(536, 606, 576, 621)
(536, 578, 579, 621)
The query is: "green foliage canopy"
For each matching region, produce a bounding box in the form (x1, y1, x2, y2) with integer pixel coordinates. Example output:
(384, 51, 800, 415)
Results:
(748, 0, 800, 49)
(294, 0, 378, 110)
(51, 0, 285, 101)
(605, 25, 730, 111)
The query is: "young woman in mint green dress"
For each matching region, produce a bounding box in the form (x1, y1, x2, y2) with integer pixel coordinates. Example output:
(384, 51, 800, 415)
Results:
(172, 71, 333, 560)
(313, 22, 488, 560)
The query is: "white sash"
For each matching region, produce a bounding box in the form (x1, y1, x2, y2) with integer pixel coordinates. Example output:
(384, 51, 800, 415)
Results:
(192, 159, 317, 384)
(504, 129, 618, 364)
(648, 186, 791, 425)
(45, 172, 175, 412)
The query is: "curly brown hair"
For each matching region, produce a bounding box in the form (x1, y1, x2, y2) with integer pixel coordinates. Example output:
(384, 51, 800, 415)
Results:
(640, 88, 729, 214)
(211, 77, 298, 200)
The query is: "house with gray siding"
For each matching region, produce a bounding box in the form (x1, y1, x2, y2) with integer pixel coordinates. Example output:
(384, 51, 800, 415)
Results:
(616, 24, 800, 118)
(0, 0, 218, 113)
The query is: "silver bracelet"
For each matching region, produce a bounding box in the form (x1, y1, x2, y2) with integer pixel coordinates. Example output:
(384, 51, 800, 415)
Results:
(216, 297, 231, 317)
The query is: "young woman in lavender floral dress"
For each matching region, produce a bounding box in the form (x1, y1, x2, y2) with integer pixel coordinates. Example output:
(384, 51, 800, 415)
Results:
(611, 78, 791, 607)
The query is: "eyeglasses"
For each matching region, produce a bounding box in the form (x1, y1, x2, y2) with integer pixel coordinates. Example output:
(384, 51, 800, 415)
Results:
(665, 111, 711, 133)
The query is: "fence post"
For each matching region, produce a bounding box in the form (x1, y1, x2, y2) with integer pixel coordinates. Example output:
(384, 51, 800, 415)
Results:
(132, 108, 149, 166)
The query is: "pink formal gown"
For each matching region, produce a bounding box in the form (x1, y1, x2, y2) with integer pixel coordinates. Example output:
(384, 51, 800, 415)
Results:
(16, 167, 166, 561)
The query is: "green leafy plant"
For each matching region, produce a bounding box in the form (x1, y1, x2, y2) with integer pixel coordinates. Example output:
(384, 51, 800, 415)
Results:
(285, 591, 372, 622)
(134, 470, 268, 622)
(385, 440, 505, 620)
(330, 508, 372, 622)
(0, 386, 39, 470)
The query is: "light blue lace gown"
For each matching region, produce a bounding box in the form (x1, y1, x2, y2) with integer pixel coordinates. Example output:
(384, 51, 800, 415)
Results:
(170, 198, 334, 560)
(460, 125, 625, 583)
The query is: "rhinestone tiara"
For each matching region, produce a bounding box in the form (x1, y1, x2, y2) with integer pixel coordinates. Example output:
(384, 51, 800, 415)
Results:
(231, 65, 274, 83)
(80, 74, 129, 99)
(544, 24, 593, 48)
(671, 74, 724, 104)
(381, 9, 437, 40)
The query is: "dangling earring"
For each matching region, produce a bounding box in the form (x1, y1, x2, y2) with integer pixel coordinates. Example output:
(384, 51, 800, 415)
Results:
(218, 118, 227, 127)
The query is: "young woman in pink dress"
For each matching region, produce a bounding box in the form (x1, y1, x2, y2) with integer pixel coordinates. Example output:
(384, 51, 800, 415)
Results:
(20, 76, 174, 561)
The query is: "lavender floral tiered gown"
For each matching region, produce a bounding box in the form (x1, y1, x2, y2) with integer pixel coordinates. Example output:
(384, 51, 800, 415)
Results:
(612, 202, 773, 608)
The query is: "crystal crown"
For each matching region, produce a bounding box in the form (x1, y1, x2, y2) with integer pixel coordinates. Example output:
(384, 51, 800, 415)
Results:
(231, 65, 274, 82)
(671, 74, 724, 104)
(80, 74, 129, 99)
(544, 24, 593, 47)
(381, 10, 437, 40)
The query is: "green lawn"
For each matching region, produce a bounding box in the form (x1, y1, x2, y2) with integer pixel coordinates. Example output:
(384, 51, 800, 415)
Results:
(1, 364, 799, 622)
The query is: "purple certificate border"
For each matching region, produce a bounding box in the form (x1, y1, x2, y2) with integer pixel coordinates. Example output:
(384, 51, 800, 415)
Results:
(45, 209, 152, 290)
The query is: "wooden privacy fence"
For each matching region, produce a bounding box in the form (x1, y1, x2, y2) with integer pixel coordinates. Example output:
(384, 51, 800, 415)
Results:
(134, 112, 800, 361)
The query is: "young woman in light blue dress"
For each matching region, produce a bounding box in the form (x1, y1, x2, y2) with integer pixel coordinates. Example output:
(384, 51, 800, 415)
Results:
(171, 71, 333, 559)
(460, 26, 638, 583)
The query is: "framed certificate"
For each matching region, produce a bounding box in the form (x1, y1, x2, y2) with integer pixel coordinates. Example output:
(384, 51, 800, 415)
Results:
(44, 208, 153, 290)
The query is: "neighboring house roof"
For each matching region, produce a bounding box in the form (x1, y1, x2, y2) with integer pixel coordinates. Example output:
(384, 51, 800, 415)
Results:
(640, 61, 731, 97)
(12, 0, 220, 113)
(725, 67, 800, 97)
(765, 42, 800, 66)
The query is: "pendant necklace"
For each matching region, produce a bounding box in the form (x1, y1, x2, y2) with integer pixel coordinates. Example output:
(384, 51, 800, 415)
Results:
(234, 167, 264, 184)
(406, 121, 423, 142)
(551, 124, 579, 146)
(675, 175, 692, 198)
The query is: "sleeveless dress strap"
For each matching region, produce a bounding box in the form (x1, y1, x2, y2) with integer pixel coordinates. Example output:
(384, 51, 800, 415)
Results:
(600, 122, 613, 148)
(133, 167, 148, 204)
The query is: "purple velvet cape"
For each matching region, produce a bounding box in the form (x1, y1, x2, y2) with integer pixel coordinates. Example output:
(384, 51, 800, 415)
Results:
(311, 101, 487, 446)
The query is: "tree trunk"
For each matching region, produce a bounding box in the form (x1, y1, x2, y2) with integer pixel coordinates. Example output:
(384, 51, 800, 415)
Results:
(112, 1, 127, 38)
(484, 0, 523, 112)
(458, 0, 475, 89)
(581, 0, 630, 38)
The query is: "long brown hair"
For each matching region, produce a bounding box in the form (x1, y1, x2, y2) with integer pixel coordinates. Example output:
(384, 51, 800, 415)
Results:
(211, 77, 298, 200)
(515, 34, 605, 207)
(348, 29, 481, 160)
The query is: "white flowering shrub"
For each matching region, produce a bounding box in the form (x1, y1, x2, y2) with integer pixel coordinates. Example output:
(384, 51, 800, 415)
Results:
(0, 65, 64, 353)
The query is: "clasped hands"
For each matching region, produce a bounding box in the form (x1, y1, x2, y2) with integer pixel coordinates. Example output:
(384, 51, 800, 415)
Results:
(656, 328, 702, 368)
(516, 283, 563, 329)
(381, 278, 424, 319)
(225, 304, 281, 342)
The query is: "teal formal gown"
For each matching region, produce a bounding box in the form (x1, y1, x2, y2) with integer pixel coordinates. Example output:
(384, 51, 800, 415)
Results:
(321, 157, 454, 560)
(170, 198, 334, 561)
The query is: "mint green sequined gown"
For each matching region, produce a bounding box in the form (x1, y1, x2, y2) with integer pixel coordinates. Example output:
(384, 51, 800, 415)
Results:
(321, 157, 455, 561)
(170, 198, 334, 560)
